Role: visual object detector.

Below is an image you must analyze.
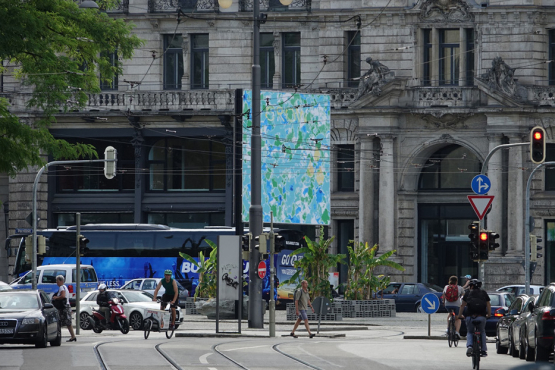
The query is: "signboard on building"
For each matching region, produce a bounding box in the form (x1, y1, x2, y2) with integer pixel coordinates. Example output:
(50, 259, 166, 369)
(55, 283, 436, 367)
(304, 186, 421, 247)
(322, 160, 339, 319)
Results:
(242, 90, 331, 225)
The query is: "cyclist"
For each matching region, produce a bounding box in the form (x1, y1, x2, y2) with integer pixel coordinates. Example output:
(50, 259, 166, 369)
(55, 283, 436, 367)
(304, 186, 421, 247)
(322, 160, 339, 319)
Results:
(457, 279, 491, 357)
(443, 275, 464, 339)
(96, 283, 110, 325)
(153, 270, 179, 330)
(461, 274, 472, 292)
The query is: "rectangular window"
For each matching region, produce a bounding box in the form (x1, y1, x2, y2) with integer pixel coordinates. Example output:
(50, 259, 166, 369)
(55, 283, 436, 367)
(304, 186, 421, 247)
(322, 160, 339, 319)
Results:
(466, 29, 475, 86)
(260, 33, 275, 89)
(191, 34, 209, 89)
(283, 32, 301, 88)
(336, 145, 355, 192)
(347, 31, 361, 88)
(439, 29, 460, 86)
(163, 34, 184, 90)
(546, 144, 555, 190)
(100, 51, 118, 91)
(423, 29, 432, 86)
(550, 30, 555, 85)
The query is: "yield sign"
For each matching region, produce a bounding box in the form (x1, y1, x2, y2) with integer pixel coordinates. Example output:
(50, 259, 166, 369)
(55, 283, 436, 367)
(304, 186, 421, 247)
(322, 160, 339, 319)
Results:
(468, 195, 494, 220)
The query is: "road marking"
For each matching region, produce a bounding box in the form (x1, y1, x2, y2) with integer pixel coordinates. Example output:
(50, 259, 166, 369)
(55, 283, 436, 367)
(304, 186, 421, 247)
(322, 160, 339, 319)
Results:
(298, 346, 344, 367)
(199, 353, 212, 364)
(222, 345, 268, 352)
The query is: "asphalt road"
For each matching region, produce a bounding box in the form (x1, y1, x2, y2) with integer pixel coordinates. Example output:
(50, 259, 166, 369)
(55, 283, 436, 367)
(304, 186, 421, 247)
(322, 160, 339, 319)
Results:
(0, 312, 547, 370)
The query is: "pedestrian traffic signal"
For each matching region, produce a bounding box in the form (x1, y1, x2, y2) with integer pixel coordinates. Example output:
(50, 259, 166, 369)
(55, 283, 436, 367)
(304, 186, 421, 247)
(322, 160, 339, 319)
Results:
(530, 126, 546, 164)
(241, 233, 252, 260)
(530, 234, 543, 262)
(479, 231, 489, 260)
(78, 235, 90, 256)
(468, 222, 480, 261)
(488, 231, 500, 251)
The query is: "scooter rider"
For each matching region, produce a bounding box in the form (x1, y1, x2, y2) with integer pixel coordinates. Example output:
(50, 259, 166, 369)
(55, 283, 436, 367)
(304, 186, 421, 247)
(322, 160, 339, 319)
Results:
(96, 284, 110, 325)
(153, 270, 179, 330)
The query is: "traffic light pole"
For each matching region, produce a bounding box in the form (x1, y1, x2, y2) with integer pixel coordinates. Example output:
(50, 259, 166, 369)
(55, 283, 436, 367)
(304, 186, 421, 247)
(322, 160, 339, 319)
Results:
(525, 162, 555, 294)
(30, 158, 116, 290)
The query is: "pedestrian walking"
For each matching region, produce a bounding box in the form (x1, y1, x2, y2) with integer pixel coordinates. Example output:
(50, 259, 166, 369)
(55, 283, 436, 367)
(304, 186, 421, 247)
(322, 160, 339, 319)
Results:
(52, 275, 77, 342)
(290, 280, 315, 338)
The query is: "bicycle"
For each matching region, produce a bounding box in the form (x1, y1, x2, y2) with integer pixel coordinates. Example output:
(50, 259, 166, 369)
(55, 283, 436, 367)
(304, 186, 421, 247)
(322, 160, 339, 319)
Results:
(143, 299, 177, 340)
(471, 319, 483, 370)
(447, 309, 459, 347)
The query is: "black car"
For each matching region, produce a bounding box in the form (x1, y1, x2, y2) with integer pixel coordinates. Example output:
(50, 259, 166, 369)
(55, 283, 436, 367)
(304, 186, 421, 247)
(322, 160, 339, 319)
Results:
(460, 291, 515, 337)
(0, 290, 61, 347)
(522, 283, 555, 362)
(381, 282, 445, 313)
(496, 294, 535, 355)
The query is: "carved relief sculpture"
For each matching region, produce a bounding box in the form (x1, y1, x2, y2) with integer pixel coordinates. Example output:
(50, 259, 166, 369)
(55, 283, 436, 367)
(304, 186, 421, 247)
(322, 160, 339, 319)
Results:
(418, 0, 473, 22)
(354, 57, 392, 100)
(478, 56, 527, 99)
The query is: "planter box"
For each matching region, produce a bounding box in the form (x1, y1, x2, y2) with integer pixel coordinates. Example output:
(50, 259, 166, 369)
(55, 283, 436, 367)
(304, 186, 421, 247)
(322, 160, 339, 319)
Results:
(286, 302, 343, 321)
(337, 299, 396, 318)
(185, 297, 208, 315)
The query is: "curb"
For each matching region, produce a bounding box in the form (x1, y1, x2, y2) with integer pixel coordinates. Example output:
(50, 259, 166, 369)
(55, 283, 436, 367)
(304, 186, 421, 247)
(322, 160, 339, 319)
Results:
(403, 335, 496, 343)
(175, 333, 346, 338)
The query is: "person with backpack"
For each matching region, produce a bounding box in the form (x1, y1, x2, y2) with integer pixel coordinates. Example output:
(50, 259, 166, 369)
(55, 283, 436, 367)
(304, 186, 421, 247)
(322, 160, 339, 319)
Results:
(443, 275, 464, 339)
(457, 279, 491, 357)
(290, 280, 315, 338)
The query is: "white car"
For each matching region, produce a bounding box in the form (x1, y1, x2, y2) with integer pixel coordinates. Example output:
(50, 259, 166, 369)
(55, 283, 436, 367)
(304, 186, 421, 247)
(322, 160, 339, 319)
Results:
(0, 281, 12, 291)
(496, 285, 544, 296)
(120, 278, 189, 308)
(79, 289, 183, 331)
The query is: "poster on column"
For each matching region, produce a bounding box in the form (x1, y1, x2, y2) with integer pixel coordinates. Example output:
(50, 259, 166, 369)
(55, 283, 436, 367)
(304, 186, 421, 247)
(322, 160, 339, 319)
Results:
(241, 90, 331, 225)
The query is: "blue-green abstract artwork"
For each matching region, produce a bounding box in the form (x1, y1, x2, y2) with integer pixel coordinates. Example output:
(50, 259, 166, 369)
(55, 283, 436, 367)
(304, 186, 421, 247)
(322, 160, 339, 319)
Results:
(242, 90, 331, 225)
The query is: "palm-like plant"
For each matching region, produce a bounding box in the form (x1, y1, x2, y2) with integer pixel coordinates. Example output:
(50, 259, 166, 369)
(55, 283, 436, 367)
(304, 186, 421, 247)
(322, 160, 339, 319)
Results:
(179, 239, 218, 299)
(280, 226, 345, 299)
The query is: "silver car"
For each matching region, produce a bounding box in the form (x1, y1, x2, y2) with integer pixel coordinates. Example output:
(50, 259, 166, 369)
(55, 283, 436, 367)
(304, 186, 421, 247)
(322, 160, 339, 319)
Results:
(120, 278, 189, 308)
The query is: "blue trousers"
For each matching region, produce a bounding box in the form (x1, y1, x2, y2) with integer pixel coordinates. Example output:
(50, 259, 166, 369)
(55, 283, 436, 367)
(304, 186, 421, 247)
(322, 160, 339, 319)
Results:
(466, 315, 487, 352)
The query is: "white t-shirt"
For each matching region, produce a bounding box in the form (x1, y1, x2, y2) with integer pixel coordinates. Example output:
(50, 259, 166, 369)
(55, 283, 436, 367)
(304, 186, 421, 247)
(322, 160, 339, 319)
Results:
(56, 284, 70, 306)
(443, 284, 464, 307)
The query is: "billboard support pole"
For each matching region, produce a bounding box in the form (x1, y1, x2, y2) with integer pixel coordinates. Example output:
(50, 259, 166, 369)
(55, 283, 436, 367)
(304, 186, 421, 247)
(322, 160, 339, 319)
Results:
(269, 212, 275, 337)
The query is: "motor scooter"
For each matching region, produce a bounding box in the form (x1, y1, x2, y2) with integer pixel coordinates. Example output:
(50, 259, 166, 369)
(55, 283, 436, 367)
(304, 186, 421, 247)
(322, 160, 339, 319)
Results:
(88, 298, 130, 334)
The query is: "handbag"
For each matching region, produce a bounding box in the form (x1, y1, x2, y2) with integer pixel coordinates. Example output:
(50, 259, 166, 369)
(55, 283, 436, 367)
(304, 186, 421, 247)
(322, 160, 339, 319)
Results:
(52, 289, 67, 310)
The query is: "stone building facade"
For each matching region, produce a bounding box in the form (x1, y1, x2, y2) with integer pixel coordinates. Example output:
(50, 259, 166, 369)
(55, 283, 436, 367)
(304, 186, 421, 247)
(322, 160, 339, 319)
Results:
(2, 0, 555, 290)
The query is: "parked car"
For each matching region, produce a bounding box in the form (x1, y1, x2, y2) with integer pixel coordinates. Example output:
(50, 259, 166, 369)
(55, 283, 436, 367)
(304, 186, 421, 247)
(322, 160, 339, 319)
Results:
(10, 264, 98, 306)
(511, 296, 539, 359)
(0, 281, 12, 291)
(120, 278, 189, 308)
(496, 294, 535, 355)
(379, 282, 445, 313)
(497, 285, 544, 296)
(0, 289, 61, 347)
(79, 289, 184, 331)
(460, 291, 515, 337)
(521, 283, 555, 362)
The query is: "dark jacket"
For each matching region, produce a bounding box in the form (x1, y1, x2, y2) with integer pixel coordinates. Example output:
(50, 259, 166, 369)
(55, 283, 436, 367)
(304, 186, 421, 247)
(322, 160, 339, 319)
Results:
(97, 291, 111, 307)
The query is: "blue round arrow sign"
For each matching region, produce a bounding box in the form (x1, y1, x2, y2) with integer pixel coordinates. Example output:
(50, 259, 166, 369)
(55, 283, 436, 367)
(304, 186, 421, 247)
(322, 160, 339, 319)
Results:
(421, 293, 440, 314)
(471, 175, 491, 195)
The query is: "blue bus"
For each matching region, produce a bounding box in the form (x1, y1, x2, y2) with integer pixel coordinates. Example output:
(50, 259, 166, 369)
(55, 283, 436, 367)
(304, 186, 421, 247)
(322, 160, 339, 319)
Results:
(8, 224, 306, 303)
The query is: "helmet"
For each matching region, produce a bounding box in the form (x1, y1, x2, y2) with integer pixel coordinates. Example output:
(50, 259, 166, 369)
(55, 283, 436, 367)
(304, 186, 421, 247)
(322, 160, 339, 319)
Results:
(465, 275, 472, 279)
(164, 269, 172, 276)
(98, 283, 107, 291)
(468, 279, 482, 288)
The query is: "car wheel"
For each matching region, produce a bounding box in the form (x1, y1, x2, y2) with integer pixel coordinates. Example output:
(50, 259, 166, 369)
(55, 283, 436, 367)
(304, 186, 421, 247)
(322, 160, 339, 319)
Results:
(35, 327, 48, 348)
(534, 332, 549, 362)
(525, 334, 535, 361)
(509, 329, 518, 357)
(80, 312, 92, 330)
(50, 322, 62, 347)
(416, 303, 422, 313)
(496, 333, 508, 354)
(519, 335, 526, 360)
(129, 312, 143, 330)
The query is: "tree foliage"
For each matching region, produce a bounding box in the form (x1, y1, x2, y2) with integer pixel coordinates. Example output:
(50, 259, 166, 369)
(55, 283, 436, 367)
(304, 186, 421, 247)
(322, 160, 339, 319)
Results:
(179, 240, 218, 299)
(0, 0, 143, 176)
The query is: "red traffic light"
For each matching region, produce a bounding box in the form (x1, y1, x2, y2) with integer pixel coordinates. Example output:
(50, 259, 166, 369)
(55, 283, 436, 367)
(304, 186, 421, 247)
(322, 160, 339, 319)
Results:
(534, 131, 542, 140)
(480, 232, 488, 241)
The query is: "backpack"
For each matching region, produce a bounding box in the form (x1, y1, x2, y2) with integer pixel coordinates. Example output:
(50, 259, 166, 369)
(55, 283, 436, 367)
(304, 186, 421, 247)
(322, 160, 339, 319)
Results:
(466, 290, 487, 314)
(444, 285, 459, 302)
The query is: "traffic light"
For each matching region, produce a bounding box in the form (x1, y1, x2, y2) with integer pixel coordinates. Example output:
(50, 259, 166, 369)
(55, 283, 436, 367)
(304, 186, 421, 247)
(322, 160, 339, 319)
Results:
(104, 146, 117, 179)
(468, 222, 480, 260)
(25, 236, 33, 263)
(530, 234, 543, 262)
(255, 233, 269, 254)
(269, 233, 283, 254)
(37, 236, 47, 255)
(488, 231, 500, 251)
(241, 233, 252, 260)
(78, 235, 90, 256)
(530, 126, 546, 164)
(479, 231, 489, 260)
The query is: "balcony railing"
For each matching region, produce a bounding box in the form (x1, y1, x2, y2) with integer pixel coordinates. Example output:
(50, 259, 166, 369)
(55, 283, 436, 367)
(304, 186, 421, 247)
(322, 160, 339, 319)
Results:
(148, 0, 218, 13)
(239, 0, 311, 12)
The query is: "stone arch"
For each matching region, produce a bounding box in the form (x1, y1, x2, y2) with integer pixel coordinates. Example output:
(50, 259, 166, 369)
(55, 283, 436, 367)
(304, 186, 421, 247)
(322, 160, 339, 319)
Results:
(331, 119, 358, 144)
(399, 136, 484, 192)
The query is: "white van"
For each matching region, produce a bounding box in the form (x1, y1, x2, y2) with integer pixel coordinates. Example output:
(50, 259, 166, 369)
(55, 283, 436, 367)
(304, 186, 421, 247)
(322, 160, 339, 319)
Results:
(10, 264, 98, 306)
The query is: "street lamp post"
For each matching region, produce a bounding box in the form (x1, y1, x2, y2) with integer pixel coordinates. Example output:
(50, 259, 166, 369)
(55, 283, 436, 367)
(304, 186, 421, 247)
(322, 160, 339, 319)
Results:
(217, 0, 290, 329)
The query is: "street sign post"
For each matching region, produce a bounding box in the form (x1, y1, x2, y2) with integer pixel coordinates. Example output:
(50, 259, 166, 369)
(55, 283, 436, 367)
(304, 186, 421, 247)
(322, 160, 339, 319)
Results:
(257, 261, 267, 279)
(468, 195, 494, 220)
(421, 293, 440, 336)
(471, 175, 491, 195)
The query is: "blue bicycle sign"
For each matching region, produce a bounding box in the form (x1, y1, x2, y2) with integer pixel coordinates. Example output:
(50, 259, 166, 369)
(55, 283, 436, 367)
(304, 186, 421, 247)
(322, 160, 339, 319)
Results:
(471, 175, 491, 195)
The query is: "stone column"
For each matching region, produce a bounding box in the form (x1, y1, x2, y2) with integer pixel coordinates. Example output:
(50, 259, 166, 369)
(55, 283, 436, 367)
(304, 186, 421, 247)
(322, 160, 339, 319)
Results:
(431, 28, 439, 87)
(181, 36, 190, 90)
(359, 137, 374, 245)
(379, 135, 395, 252)
(506, 135, 525, 254)
(272, 32, 281, 89)
(486, 134, 503, 254)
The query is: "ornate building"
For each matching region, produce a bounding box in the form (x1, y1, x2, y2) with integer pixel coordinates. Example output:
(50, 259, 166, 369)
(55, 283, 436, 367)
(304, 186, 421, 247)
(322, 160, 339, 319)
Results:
(2, 0, 555, 290)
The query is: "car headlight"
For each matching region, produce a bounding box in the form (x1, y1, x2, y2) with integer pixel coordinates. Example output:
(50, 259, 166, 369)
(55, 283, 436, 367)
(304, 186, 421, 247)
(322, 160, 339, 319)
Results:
(22, 318, 40, 325)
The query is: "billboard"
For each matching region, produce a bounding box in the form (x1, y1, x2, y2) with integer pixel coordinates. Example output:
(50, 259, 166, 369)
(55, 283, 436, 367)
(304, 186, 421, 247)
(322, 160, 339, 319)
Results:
(242, 90, 331, 225)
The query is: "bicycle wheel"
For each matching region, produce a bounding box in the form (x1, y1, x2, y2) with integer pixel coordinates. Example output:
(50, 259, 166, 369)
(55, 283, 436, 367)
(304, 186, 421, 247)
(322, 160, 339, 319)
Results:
(448, 319, 453, 347)
(144, 319, 153, 340)
(453, 322, 459, 347)
(165, 327, 175, 339)
(473, 335, 480, 370)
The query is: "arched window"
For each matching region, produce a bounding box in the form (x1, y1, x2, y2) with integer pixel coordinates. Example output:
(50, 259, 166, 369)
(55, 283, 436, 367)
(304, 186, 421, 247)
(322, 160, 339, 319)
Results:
(418, 145, 481, 190)
(148, 138, 226, 192)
